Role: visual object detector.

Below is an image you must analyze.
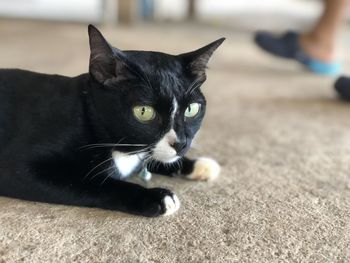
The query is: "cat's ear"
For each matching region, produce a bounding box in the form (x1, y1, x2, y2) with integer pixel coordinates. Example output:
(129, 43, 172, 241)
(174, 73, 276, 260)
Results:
(179, 38, 225, 78)
(88, 25, 129, 86)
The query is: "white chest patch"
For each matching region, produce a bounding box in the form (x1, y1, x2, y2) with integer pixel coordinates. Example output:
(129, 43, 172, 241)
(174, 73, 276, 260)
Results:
(112, 151, 144, 178)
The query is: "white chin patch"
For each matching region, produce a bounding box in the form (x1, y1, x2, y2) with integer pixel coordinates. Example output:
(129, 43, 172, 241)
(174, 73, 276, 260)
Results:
(153, 129, 179, 163)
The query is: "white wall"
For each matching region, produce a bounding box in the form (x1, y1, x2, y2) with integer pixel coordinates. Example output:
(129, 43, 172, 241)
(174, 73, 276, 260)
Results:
(153, 0, 188, 20)
(154, 0, 321, 19)
(0, 0, 323, 29)
(198, 0, 321, 17)
(153, 0, 322, 30)
(0, 0, 102, 22)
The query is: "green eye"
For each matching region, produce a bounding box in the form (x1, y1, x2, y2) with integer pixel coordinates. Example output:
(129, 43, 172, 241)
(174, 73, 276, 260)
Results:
(133, 106, 156, 122)
(185, 103, 200, 118)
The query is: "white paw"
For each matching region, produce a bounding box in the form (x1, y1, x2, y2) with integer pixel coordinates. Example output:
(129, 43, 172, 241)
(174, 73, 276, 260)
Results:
(162, 194, 180, 216)
(187, 157, 221, 181)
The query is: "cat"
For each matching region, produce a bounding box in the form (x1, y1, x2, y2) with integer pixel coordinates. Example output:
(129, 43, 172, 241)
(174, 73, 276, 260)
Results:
(0, 25, 224, 217)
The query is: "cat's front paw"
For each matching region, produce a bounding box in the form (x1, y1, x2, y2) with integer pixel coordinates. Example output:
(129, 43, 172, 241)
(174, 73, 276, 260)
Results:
(149, 188, 180, 216)
(186, 157, 220, 181)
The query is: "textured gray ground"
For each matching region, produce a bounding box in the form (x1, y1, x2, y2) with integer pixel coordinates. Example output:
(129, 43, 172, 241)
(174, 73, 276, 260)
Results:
(0, 20, 350, 262)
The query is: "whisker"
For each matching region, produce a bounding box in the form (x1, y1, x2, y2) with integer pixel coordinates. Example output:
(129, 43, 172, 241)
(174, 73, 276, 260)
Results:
(125, 145, 153, 156)
(100, 169, 116, 185)
(80, 143, 148, 150)
(148, 158, 156, 171)
(83, 157, 114, 181)
(89, 165, 116, 182)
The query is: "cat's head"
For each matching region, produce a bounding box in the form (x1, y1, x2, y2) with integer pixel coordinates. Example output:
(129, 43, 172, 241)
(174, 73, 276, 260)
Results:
(87, 25, 224, 163)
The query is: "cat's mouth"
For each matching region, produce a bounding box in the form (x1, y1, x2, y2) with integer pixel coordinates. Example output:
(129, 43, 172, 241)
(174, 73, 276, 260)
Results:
(151, 129, 187, 163)
(152, 148, 180, 163)
(152, 139, 180, 163)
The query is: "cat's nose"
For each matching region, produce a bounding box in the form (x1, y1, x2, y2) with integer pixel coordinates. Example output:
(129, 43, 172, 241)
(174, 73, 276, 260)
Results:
(171, 141, 186, 155)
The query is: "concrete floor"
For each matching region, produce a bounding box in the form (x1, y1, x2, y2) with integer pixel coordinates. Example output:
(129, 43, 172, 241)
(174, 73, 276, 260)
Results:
(0, 20, 350, 262)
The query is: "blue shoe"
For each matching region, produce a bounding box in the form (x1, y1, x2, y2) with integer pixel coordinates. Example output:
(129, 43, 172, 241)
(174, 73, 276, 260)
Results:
(254, 30, 342, 76)
(334, 76, 350, 101)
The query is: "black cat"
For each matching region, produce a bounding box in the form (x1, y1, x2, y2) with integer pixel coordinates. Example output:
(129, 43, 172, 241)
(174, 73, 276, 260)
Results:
(0, 25, 224, 217)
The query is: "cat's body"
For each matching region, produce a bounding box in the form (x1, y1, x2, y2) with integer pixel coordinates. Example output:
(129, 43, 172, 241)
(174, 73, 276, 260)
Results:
(0, 26, 223, 217)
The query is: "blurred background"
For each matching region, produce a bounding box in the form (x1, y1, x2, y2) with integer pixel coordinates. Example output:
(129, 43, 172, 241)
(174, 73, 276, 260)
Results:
(0, 0, 323, 28)
(0, 0, 349, 76)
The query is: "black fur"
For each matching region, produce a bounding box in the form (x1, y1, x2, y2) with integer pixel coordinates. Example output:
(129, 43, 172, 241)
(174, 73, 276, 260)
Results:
(0, 25, 224, 217)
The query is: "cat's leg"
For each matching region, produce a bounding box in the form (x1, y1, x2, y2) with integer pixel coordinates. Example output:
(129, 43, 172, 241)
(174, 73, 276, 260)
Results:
(87, 179, 181, 217)
(0, 159, 180, 217)
(148, 157, 220, 181)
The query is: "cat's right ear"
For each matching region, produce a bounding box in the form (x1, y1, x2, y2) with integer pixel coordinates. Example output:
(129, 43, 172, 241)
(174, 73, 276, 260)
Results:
(88, 25, 128, 86)
(179, 38, 225, 79)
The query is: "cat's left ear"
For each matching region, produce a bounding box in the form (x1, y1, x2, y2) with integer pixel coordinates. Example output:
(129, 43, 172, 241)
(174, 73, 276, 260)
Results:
(179, 38, 225, 79)
(88, 25, 130, 86)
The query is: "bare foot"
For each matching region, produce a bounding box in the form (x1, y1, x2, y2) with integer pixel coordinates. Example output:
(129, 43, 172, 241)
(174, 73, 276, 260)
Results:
(299, 35, 336, 63)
